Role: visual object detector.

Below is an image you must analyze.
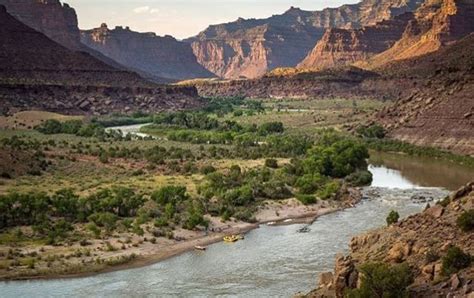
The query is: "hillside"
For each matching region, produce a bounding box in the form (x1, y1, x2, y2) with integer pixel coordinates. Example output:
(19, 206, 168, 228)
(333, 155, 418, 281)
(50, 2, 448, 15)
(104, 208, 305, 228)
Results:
(375, 33, 474, 156)
(305, 182, 474, 297)
(81, 24, 214, 81)
(0, 6, 202, 115)
(186, 0, 424, 79)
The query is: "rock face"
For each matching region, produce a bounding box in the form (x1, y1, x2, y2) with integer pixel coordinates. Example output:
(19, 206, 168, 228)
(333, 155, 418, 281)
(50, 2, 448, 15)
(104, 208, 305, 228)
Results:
(187, 0, 424, 79)
(297, 13, 413, 70)
(0, 6, 202, 115)
(0, 0, 81, 50)
(81, 24, 215, 81)
(358, 0, 474, 69)
(306, 182, 474, 297)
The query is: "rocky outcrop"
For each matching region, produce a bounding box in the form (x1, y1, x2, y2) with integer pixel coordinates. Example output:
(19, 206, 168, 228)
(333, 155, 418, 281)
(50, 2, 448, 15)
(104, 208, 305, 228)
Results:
(297, 13, 413, 70)
(358, 0, 474, 69)
(0, 0, 137, 73)
(187, 0, 424, 79)
(81, 24, 215, 81)
(0, 6, 202, 115)
(307, 182, 474, 297)
(0, 0, 81, 50)
(0, 84, 201, 116)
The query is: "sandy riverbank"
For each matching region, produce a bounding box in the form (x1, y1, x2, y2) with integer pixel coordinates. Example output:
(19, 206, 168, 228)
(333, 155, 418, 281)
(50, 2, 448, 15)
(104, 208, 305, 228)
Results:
(0, 188, 362, 281)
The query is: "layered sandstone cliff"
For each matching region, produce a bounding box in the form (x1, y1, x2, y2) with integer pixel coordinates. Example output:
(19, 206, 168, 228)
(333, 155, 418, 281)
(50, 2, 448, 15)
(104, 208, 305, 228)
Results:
(358, 0, 474, 69)
(187, 0, 424, 79)
(81, 24, 215, 81)
(305, 182, 474, 297)
(297, 13, 413, 70)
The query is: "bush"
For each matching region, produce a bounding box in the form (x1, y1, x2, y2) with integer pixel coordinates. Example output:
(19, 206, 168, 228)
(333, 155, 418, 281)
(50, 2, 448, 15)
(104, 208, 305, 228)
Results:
(356, 124, 386, 139)
(386, 210, 400, 226)
(296, 194, 317, 205)
(442, 246, 471, 276)
(456, 210, 474, 232)
(200, 165, 217, 175)
(346, 170, 373, 187)
(347, 262, 413, 298)
(264, 159, 278, 169)
(425, 249, 440, 263)
(152, 186, 189, 206)
(317, 181, 340, 200)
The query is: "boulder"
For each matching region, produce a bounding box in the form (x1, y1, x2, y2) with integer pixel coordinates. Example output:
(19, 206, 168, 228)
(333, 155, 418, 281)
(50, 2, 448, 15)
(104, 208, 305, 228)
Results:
(425, 205, 444, 218)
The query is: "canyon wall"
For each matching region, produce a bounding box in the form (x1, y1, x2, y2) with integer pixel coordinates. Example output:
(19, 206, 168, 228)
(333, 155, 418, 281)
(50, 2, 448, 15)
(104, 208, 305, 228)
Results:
(187, 0, 424, 79)
(0, 0, 81, 50)
(297, 13, 413, 70)
(0, 5, 202, 115)
(81, 24, 215, 81)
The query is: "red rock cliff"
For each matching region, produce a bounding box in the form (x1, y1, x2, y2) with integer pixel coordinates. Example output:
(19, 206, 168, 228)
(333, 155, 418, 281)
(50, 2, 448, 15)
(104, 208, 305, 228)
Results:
(81, 24, 215, 81)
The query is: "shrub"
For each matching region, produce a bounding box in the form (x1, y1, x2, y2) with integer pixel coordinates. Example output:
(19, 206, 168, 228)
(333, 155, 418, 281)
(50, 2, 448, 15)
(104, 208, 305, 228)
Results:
(264, 159, 278, 169)
(437, 196, 451, 207)
(425, 249, 440, 263)
(456, 210, 474, 232)
(317, 181, 340, 200)
(442, 246, 471, 276)
(356, 124, 386, 139)
(346, 170, 373, 187)
(151, 186, 188, 206)
(200, 165, 217, 175)
(386, 210, 400, 226)
(296, 194, 317, 205)
(347, 262, 413, 298)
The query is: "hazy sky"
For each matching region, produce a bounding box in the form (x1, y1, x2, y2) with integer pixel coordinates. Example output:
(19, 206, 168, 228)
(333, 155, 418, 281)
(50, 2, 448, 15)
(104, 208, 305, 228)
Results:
(67, 0, 359, 39)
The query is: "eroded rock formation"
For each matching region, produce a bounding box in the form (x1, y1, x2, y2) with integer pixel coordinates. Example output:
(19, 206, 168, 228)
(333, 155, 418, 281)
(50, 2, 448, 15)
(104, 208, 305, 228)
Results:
(81, 24, 215, 81)
(187, 0, 424, 79)
(0, 0, 81, 50)
(297, 13, 413, 70)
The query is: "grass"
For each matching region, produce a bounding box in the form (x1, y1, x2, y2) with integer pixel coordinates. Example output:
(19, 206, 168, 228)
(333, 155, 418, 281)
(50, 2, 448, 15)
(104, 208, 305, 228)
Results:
(225, 98, 387, 135)
(0, 111, 82, 130)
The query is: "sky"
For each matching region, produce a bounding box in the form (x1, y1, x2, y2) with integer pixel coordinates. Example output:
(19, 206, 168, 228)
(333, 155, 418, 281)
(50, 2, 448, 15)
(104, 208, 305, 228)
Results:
(67, 0, 359, 39)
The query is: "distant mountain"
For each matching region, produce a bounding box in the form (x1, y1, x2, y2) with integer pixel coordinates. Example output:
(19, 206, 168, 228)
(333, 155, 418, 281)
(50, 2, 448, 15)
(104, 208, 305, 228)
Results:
(0, 5, 201, 116)
(81, 24, 215, 82)
(186, 0, 424, 79)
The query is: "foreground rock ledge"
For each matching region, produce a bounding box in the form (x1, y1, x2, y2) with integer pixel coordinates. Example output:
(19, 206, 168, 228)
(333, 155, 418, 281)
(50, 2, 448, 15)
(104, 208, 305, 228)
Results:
(301, 182, 474, 298)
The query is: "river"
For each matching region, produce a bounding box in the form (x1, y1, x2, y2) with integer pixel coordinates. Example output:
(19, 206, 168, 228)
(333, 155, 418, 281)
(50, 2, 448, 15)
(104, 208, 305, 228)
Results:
(1, 128, 472, 297)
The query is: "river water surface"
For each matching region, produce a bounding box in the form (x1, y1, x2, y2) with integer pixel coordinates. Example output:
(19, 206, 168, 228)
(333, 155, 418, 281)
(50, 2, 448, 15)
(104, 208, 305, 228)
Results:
(1, 131, 472, 297)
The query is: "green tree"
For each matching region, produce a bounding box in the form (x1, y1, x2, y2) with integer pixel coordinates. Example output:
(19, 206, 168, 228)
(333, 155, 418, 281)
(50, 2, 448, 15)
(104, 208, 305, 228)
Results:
(386, 210, 400, 226)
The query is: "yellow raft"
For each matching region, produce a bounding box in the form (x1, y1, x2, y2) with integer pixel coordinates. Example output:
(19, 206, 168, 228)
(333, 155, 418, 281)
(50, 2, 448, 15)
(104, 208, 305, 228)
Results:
(223, 235, 244, 243)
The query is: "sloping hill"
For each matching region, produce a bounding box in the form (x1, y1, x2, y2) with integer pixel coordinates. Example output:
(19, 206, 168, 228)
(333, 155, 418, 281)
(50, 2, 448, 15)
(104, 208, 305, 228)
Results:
(0, 6, 202, 115)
